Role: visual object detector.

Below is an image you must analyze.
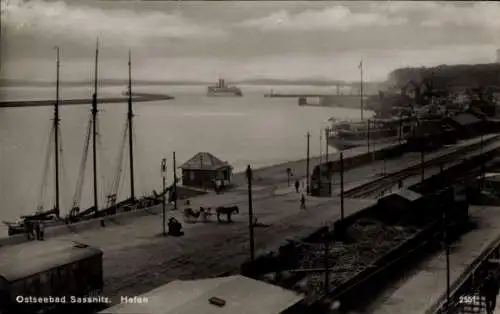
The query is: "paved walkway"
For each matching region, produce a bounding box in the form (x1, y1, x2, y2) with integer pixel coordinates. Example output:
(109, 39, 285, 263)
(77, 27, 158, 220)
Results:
(28, 195, 374, 305)
(231, 134, 498, 189)
(2, 134, 494, 247)
(1, 167, 375, 306)
(230, 141, 404, 186)
(367, 206, 500, 314)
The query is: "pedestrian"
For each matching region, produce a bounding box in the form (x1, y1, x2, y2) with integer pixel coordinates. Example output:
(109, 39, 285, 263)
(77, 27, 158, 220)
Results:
(34, 220, 40, 240)
(39, 221, 45, 240)
(295, 180, 300, 193)
(483, 272, 499, 314)
(24, 221, 32, 240)
(300, 194, 306, 210)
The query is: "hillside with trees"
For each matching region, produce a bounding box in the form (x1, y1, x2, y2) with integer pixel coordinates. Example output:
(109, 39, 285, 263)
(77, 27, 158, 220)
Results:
(386, 63, 500, 90)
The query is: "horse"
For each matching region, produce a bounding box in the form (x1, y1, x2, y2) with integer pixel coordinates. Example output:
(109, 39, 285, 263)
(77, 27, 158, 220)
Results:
(183, 207, 201, 222)
(215, 206, 239, 223)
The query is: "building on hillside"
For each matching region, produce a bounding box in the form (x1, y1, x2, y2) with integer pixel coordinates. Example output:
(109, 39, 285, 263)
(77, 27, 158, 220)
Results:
(179, 152, 233, 191)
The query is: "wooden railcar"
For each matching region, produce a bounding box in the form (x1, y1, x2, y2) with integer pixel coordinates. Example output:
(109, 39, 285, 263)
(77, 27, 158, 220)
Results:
(0, 240, 103, 314)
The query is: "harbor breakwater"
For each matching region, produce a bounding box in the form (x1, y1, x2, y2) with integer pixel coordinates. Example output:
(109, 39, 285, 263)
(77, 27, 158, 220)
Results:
(0, 93, 174, 108)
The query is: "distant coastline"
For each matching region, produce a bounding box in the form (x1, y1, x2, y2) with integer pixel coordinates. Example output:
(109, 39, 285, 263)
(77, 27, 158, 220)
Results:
(0, 78, 382, 89)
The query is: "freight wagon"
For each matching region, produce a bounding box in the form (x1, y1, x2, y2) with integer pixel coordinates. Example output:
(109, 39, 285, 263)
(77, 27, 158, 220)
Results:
(0, 239, 103, 314)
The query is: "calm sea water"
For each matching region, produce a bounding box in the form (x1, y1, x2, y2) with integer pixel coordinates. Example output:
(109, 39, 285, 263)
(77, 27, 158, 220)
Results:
(0, 84, 370, 231)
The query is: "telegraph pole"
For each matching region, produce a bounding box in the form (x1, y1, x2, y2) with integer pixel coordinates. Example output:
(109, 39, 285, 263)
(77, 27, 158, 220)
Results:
(92, 39, 99, 217)
(325, 128, 331, 196)
(54, 46, 61, 218)
(340, 152, 345, 221)
(359, 60, 364, 121)
(127, 51, 136, 202)
(444, 204, 450, 309)
(173, 152, 177, 210)
(399, 114, 403, 144)
(161, 158, 167, 236)
(319, 131, 323, 196)
(246, 165, 255, 263)
(420, 146, 425, 182)
(367, 119, 371, 153)
(324, 231, 330, 294)
(306, 132, 311, 195)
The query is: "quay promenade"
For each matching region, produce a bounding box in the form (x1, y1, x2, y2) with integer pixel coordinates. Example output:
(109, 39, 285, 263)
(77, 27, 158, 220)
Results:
(1, 134, 496, 247)
(2, 135, 484, 245)
(1, 134, 498, 312)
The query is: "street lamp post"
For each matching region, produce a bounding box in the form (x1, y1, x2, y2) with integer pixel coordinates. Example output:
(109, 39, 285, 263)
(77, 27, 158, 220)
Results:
(444, 203, 450, 310)
(161, 158, 167, 236)
(340, 152, 345, 221)
(246, 165, 255, 263)
(306, 132, 311, 194)
(325, 128, 331, 196)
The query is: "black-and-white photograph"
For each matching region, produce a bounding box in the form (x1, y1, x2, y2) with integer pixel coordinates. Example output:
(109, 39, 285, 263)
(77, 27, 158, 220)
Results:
(1, 1, 500, 313)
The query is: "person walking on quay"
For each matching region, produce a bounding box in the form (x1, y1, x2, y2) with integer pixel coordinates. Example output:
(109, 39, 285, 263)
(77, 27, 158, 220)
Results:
(300, 193, 306, 210)
(483, 272, 500, 314)
(34, 220, 41, 240)
(24, 220, 33, 240)
(295, 180, 300, 193)
(39, 220, 45, 240)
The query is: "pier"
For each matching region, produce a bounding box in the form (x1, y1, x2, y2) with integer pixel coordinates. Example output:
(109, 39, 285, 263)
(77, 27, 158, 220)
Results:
(0, 93, 174, 108)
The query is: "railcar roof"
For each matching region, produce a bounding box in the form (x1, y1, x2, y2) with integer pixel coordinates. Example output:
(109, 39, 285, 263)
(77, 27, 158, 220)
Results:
(100, 275, 303, 314)
(0, 239, 101, 282)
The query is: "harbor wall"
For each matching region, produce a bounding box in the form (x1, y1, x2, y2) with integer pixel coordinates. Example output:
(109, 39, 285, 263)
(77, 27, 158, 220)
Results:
(1, 144, 403, 247)
(0, 186, 205, 247)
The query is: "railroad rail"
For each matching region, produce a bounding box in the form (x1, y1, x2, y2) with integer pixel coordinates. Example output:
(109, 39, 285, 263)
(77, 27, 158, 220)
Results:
(242, 151, 500, 313)
(242, 187, 470, 313)
(343, 137, 500, 198)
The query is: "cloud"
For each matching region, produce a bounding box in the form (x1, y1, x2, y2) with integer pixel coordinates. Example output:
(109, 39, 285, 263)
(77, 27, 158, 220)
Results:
(2, 0, 226, 46)
(237, 5, 407, 31)
(420, 2, 500, 28)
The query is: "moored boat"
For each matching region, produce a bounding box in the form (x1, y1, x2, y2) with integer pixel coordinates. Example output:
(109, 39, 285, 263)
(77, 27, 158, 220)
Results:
(326, 116, 415, 150)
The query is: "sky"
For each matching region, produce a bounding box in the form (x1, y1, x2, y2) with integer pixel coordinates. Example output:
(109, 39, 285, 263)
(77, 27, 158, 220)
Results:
(1, 0, 500, 82)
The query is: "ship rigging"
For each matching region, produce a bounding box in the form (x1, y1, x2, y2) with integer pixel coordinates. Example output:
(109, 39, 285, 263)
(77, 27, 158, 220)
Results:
(4, 44, 177, 236)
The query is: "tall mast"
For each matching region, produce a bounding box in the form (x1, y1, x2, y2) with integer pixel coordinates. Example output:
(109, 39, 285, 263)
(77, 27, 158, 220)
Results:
(92, 39, 99, 215)
(54, 46, 61, 218)
(127, 50, 135, 201)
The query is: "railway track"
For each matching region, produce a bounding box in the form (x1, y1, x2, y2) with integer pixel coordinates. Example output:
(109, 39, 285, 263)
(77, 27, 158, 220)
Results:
(343, 138, 500, 198)
(243, 185, 468, 313)
(242, 141, 500, 313)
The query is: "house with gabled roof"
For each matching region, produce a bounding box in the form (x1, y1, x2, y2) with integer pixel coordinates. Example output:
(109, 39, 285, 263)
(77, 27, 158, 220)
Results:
(179, 152, 233, 190)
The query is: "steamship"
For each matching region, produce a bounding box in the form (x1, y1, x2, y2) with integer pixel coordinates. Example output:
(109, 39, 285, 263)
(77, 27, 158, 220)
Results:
(327, 116, 415, 150)
(207, 78, 242, 97)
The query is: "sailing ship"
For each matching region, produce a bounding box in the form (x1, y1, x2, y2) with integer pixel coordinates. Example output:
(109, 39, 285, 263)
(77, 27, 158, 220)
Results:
(4, 44, 175, 236)
(207, 78, 242, 97)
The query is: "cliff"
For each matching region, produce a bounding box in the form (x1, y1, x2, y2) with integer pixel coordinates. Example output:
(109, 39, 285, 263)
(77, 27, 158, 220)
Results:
(387, 63, 500, 90)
